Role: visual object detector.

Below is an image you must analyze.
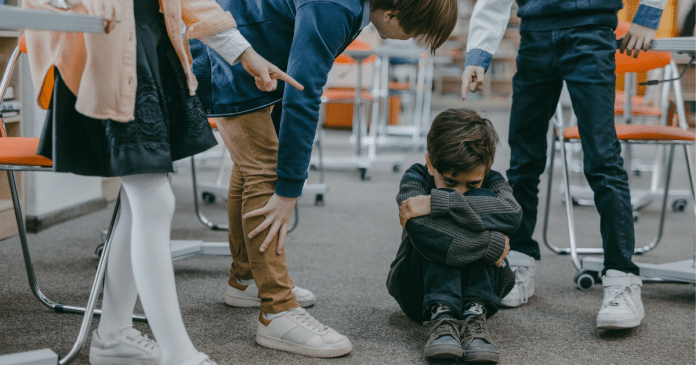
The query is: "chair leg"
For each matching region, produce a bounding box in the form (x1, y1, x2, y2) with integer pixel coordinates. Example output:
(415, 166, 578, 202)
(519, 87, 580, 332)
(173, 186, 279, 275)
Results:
(190, 157, 228, 231)
(9, 171, 145, 322)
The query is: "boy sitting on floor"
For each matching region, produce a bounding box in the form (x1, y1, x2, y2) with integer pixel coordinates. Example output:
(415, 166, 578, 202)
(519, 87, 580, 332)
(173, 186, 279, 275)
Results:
(387, 108, 522, 363)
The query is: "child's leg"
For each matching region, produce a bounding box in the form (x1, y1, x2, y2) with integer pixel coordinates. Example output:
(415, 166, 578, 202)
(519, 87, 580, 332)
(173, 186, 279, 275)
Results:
(422, 260, 463, 318)
(120, 173, 200, 365)
(227, 165, 253, 284)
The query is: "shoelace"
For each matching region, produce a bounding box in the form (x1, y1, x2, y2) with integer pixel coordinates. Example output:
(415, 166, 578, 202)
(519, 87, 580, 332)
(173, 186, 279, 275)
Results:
(424, 318, 463, 344)
(605, 285, 629, 307)
(291, 309, 329, 333)
(126, 332, 158, 351)
(513, 267, 529, 304)
(461, 315, 491, 343)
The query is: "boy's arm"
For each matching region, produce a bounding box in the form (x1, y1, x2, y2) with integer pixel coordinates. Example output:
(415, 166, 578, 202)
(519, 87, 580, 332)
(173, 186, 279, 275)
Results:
(430, 170, 522, 236)
(620, 0, 670, 57)
(397, 165, 507, 267)
(460, 0, 514, 99)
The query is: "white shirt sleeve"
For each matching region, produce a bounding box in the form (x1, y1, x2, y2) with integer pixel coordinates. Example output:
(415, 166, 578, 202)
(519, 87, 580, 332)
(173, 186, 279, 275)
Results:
(464, 0, 515, 71)
(198, 27, 252, 66)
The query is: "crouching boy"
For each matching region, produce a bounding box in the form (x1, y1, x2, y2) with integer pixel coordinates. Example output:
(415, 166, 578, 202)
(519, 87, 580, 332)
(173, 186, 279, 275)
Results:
(387, 108, 522, 363)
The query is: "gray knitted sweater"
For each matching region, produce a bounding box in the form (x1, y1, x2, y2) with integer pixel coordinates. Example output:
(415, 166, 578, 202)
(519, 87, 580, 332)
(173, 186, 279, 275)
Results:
(386, 163, 522, 314)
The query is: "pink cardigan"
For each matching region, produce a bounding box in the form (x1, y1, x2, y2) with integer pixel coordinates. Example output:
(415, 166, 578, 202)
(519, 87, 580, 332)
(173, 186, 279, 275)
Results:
(24, 0, 237, 122)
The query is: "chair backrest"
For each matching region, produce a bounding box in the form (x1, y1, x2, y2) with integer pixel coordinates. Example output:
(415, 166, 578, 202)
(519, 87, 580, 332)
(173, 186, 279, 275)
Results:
(19, 34, 27, 54)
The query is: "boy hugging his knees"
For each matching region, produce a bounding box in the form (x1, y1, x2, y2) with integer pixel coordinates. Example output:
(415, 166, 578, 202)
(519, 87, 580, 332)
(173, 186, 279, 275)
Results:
(386, 108, 522, 363)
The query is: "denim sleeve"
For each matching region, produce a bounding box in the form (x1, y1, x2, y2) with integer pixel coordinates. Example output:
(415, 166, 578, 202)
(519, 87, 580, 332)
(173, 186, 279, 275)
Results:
(633, 0, 669, 30)
(275, 3, 354, 197)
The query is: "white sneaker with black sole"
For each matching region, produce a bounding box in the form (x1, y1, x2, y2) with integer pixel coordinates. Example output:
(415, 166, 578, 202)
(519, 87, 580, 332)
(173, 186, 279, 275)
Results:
(225, 282, 316, 307)
(89, 328, 159, 365)
(501, 251, 536, 308)
(597, 269, 644, 329)
(256, 307, 352, 358)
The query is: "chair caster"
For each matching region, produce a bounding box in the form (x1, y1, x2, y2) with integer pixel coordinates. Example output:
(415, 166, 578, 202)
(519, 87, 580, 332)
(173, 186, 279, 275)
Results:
(95, 243, 104, 258)
(202, 192, 216, 205)
(672, 199, 688, 212)
(309, 164, 318, 171)
(574, 270, 598, 290)
(360, 168, 371, 181)
(393, 164, 401, 173)
(632, 211, 640, 223)
(315, 194, 324, 206)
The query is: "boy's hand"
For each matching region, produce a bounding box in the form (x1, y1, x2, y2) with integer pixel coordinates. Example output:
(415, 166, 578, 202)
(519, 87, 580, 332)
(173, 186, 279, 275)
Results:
(244, 194, 297, 254)
(461, 65, 485, 100)
(399, 195, 431, 228)
(239, 48, 304, 92)
(620, 23, 657, 58)
(494, 235, 510, 267)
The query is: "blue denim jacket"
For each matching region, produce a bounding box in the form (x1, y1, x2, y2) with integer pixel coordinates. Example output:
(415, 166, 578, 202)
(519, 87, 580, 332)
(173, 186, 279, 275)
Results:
(191, 0, 369, 197)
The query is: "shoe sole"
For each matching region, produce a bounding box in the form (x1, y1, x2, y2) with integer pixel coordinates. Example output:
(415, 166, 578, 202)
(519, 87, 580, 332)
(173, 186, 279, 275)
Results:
(596, 316, 642, 329)
(256, 333, 352, 358)
(225, 294, 315, 308)
(464, 351, 500, 363)
(423, 344, 463, 359)
(89, 355, 158, 365)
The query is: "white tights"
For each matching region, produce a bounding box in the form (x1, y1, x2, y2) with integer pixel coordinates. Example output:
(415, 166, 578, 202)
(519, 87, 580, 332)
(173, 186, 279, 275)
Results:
(97, 173, 198, 365)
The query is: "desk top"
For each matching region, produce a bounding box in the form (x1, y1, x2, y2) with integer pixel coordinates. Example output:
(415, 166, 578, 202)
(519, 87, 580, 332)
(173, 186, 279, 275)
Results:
(0, 5, 105, 33)
(648, 37, 695, 54)
(344, 47, 451, 64)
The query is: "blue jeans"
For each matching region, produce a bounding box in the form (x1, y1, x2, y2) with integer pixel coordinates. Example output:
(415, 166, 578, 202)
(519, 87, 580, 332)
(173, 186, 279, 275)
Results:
(506, 25, 639, 275)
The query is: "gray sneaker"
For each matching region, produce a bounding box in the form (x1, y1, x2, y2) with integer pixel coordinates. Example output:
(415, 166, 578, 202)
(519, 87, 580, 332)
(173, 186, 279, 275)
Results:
(461, 303, 499, 364)
(423, 317, 464, 359)
(89, 328, 159, 365)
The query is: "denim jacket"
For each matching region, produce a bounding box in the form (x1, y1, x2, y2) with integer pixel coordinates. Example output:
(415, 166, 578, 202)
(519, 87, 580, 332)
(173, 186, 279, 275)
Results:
(191, 0, 370, 197)
(464, 0, 669, 72)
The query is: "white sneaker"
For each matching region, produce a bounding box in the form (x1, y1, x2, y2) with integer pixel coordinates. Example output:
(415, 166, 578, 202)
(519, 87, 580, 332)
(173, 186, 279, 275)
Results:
(597, 269, 644, 329)
(500, 251, 536, 308)
(89, 328, 160, 365)
(256, 308, 352, 358)
(225, 282, 316, 307)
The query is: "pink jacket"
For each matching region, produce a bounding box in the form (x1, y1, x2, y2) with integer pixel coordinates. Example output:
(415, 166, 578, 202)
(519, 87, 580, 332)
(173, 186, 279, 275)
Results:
(24, 0, 237, 122)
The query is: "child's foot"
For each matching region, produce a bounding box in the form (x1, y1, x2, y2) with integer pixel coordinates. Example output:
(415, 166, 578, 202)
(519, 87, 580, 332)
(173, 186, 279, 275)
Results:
(596, 269, 644, 329)
(461, 302, 499, 364)
(256, 307, 352, 358)
(423, 304, 464, 359)
(89, 328, 160, 365)
(501, 251, 535, 308)
(225, 282, 315, 307)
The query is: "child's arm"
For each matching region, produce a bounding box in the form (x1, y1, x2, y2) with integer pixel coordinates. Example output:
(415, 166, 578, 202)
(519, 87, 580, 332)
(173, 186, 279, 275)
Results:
(430, 170, 522, 236)
(397, 164, 508, 268)
(460, 0, 514, 99)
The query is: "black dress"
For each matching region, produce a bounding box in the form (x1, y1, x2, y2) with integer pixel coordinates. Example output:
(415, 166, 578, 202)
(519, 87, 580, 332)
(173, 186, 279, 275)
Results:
(37, 0, 217, 177)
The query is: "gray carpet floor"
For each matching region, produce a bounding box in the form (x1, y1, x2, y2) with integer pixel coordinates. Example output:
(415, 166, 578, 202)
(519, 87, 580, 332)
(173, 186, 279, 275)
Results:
(1, 109, 694, 364)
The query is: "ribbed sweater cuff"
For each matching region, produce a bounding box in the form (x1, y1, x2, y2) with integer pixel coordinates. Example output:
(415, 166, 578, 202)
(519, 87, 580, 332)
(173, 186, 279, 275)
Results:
(275, 177, 304, 198)
(483, 231, 506, 266)
(430, 190, 450, 217)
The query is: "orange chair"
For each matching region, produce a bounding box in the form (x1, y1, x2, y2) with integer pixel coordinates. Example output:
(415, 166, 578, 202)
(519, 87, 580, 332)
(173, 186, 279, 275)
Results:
(541, 28, 696, 289)
(1, 35, 141, 363)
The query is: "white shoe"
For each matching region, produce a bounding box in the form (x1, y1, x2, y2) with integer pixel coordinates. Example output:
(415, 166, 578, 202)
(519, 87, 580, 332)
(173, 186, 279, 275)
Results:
(89, 328, 160, 365)
(597, 269, 644, 329)
(181, 352, 217, 365)
(225, 282, 316, 307)
(256, 308, 352, 358)
(500, 251, 536, 308)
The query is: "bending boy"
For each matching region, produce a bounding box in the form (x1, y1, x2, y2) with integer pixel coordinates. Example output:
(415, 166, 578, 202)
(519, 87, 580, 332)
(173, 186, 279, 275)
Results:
(191, 0, 458, 357)
(387, 109, 522, 363)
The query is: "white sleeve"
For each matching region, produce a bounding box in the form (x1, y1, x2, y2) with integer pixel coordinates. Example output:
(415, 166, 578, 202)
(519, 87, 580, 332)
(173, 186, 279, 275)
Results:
(198, 27, 251, 66)
(464, 0, 515, 71)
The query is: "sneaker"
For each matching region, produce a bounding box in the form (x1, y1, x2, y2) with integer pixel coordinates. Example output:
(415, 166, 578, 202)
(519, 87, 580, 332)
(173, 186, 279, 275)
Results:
(500, 251, 535, 308)
(596, 269, 644, 329)
(423, 304, 464, 359)
(461, 302, 499, 364)
(181, 352, 217, 365)
(225, 282, 316, 308)
(256, 307, 352, 358)
(89, 328, 160, 365)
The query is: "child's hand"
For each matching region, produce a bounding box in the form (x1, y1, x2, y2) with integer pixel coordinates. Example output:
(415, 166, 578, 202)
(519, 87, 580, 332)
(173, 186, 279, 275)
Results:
(494, 235, 510, 267)
(461, 65, 485, 100)
(399, 195, 431, 228)
(239, 48, 304, 93)
(620, 23, 657, 58)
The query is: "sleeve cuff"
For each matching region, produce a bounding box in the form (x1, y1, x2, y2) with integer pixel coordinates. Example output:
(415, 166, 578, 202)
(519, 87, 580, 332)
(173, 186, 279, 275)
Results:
(632, 4, 663, 29)
(483, 231, 506, 266)
(464, 49, 493, 72)
(275, 177, 305, 198)
(199, 28, 251, 66)
(430, 190, 450, 217)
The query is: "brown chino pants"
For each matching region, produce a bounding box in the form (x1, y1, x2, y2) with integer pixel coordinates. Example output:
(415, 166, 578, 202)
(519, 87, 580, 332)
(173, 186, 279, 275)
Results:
(214, 108, 298, 314)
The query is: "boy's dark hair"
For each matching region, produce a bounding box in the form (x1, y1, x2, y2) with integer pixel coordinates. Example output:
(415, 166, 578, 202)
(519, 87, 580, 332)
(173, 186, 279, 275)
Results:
(371, 0, 458, 53)
(427, 108, 499, 175)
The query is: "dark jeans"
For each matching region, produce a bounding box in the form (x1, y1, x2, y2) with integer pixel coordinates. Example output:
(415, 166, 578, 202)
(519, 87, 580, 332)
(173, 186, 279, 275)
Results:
(506, 25, 639, 275)
(398, 242, 506, 322)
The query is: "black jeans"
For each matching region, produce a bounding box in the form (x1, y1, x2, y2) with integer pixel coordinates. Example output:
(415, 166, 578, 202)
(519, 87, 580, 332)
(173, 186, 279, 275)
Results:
(506, 25, 639, 275)
(398, 242, 506, 322)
